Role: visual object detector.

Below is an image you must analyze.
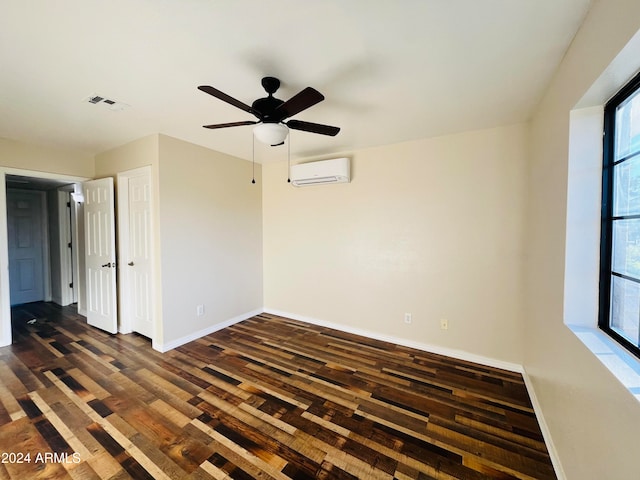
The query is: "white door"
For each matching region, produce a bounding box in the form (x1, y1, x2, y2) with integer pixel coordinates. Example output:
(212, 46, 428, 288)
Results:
(84, 178, 117, 334)
(119, 168, 153, 338)
(7, 190, 46, 305)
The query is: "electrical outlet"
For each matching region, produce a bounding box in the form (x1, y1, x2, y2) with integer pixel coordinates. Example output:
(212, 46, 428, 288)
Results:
(404, 313, 412, 324)
(196, 304, 205, 316)
(440, 318, 448, 330)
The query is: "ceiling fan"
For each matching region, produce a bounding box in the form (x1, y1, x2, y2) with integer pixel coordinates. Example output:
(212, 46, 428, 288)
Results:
(198, 77, 340, 146)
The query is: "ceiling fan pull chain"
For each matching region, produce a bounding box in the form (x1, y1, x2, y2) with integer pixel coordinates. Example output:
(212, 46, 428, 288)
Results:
(251, 132, 256, 184)
(287, 134, 291, 183)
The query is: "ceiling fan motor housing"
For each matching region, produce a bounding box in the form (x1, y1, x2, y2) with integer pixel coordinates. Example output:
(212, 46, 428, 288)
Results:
(261, 76, 280, 94)
(252, 96, 284, 121)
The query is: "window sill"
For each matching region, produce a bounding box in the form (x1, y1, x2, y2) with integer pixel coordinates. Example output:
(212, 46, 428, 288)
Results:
(567, 324, 640, 402)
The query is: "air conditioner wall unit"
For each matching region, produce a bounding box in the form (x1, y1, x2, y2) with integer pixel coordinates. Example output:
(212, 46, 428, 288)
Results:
(290, 157, 350, 187)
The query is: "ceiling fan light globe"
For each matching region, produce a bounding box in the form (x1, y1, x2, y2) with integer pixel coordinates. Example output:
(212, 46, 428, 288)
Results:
(253, 123, 289, 146)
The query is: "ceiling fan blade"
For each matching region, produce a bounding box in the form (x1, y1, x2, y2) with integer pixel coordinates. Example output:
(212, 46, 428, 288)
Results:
(198, 85, 256, 116)
(271, 87, 324, 121)
(203, 120, 258, 129)
(286, 119, 340, 136)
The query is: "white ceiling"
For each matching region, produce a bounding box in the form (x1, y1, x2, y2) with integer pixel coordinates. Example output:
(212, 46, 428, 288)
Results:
(0, 0, 592, 163)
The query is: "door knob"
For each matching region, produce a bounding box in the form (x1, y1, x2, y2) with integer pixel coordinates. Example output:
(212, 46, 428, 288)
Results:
(101, 262, 111, 268)
(128, 261, 134, 266)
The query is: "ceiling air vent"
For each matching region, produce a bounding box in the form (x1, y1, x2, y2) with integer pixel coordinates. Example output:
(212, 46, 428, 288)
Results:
(83, 94, 129, 111)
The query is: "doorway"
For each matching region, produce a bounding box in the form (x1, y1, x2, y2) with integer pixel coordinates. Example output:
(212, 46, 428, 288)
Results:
(5, 175, 83, 308)
(0, 170, 88, 347)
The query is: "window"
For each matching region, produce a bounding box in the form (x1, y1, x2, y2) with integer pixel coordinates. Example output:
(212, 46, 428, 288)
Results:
(600, 71, 640, 359)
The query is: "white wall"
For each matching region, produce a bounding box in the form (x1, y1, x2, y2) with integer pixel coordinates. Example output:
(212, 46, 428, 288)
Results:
(564, 106, 603, 328)
(157, 135, 263, 349)
(525, 1, 640, 478)
(263, 124, 527, 366)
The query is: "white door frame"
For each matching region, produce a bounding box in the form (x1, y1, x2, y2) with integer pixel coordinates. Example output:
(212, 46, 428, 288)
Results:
(117, 166, 156, 342)
(56, 187, 77, 307)
(0, 168, 89, 347)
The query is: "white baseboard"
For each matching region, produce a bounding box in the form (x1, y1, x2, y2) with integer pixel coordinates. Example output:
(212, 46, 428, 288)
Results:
(154, 308, 262, 352)
(521, 368, 566, 480)
(263, 308, 522, 373)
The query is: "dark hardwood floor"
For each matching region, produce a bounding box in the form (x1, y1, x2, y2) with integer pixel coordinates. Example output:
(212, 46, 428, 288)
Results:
(0, 302, 557, 479)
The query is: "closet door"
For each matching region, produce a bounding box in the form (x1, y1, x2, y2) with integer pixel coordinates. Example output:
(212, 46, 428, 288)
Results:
(84, 177, 117, 334)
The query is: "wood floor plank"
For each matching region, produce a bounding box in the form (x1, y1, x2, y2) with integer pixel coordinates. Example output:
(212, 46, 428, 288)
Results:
(0, 303, 557, 479)
(0, 362, 34, 422)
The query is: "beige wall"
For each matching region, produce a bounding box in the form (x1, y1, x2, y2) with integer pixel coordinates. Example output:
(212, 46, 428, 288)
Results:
(157, 135, 263, 347)
(0, 137, 94, 177)
(263, 124, 527, 365)
(94, 134, 159, 178)
(525, 1, 640, 478)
